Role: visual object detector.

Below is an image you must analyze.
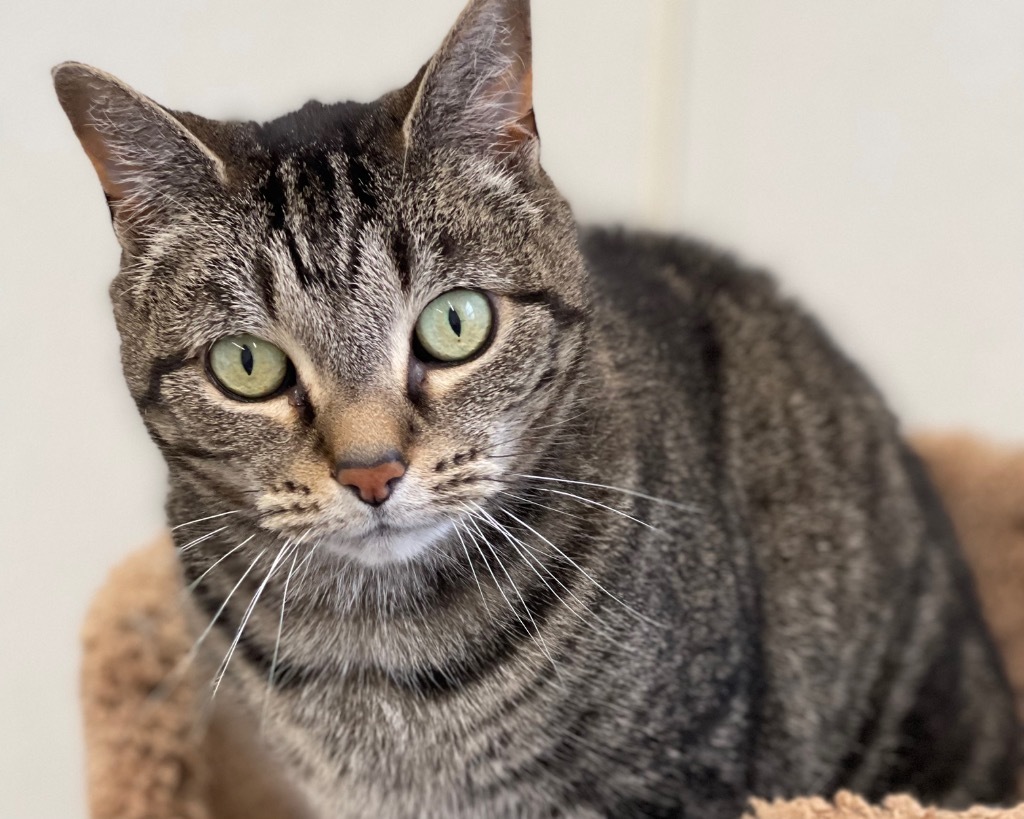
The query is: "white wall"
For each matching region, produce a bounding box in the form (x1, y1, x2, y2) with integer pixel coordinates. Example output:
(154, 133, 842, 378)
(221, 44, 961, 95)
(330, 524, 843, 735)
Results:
(1, 1, 1021, 816)
(676, 1, 1024, 439)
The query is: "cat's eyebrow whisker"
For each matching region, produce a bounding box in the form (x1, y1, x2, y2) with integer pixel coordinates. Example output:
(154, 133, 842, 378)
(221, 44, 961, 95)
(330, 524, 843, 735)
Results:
(178, 525, 231, 553)
(497, 505, 666, 629)
(211, 538, 296, 699)
(171, 509, 240, 531)
(513, 474, 703, 515)
(183, 534, 256, 595)
(464, 504, 565, 685)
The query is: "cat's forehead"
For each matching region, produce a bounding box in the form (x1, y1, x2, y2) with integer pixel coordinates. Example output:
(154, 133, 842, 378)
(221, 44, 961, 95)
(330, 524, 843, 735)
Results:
(144, 147, 516, 385)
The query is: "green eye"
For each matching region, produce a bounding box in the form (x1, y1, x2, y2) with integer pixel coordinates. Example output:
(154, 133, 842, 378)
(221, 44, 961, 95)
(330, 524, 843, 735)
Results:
(415, 289, 493, 362)
(208, 334, 290, 400)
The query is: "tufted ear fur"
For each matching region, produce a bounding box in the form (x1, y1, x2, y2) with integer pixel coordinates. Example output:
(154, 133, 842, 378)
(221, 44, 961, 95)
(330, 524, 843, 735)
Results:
(52, 62, 227, 250)
(403, 0, 538, 166)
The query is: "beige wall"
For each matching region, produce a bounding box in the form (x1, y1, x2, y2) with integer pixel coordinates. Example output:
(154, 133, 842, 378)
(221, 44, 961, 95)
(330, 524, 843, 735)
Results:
(1, 1, 1021, 815)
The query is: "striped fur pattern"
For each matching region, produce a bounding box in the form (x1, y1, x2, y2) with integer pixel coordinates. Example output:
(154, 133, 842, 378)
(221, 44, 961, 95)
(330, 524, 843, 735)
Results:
(54, 1, 1019, 816)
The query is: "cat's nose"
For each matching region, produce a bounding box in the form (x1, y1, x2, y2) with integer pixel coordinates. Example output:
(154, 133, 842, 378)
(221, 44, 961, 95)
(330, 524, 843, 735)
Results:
(333, 452, 407, 506)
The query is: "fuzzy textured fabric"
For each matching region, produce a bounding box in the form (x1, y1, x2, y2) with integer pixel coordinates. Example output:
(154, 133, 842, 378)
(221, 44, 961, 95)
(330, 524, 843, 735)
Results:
(912, 433, 1024, 721)
(747, 791, 1024, 818)
(81, 433, 1024, 818)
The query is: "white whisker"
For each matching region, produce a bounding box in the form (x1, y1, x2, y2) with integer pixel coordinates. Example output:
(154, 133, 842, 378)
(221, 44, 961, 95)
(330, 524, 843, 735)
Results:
(486, 500, 620, 642)
(453, 519, 491, 618)
(171, 510, 239, 531)
(178, 525, 230, 553)
(476, 505, 596, 635)
(184, 534, 256, 594)
(462, 512, 528, 637)
(498, 505, 665, 628)
(498, 491, 593, 525)
(157, 548, 268, 699)
(211, 539, 295, 699)
(465, 504, 564, 684)
(263, 538, 303, 725)
(532, 487, 664, 533)
(514, 473, 701, 514)
(296, 536, 326, 583)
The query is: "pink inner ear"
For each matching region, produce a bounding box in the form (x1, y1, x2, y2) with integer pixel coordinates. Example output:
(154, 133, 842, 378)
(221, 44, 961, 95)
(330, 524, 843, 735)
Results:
(76, 123, 160, 226)
(76, 123, 134, 205)
(403, 0, 538, 159)
(482, 66, 538, 154)
(55, 62, 227, 236)
(53, 66, 140, 208)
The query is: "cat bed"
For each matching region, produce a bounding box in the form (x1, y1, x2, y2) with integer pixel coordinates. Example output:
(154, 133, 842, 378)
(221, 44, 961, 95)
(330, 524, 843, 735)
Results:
(81, 433, 1024, 819)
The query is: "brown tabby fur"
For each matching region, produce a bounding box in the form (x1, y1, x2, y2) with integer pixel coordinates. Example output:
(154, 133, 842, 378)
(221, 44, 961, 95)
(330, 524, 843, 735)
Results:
(56, 1, 1019, 816)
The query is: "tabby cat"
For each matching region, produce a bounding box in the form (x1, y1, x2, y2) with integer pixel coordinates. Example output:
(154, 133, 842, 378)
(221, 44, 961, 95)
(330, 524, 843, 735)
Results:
(54, 0, 1019, 816)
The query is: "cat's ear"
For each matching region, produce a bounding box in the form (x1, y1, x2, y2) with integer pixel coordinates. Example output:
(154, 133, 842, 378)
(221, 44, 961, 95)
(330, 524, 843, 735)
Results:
(52, 62, 227, 248)
(403, 0, 537, 166)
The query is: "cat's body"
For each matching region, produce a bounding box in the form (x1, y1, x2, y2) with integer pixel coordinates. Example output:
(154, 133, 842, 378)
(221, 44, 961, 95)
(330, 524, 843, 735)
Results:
(184, 228, 1017, 819)
(55, 0, 1019, 817)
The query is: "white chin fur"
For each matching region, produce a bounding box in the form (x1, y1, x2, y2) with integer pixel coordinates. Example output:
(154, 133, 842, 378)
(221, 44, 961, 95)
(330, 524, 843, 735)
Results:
(326, 521, 453, 567)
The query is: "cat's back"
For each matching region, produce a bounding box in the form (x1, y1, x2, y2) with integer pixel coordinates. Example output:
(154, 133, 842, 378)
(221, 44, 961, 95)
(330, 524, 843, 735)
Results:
(579, 225, 1019, 805)
(578, 224, 890, 492)
(579, 225, 855, 387)
(580, 224, 911, 466)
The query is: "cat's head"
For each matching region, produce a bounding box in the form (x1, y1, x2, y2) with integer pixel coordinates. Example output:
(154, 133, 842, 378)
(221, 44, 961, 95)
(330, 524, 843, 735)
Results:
(54, 0, 591, 567)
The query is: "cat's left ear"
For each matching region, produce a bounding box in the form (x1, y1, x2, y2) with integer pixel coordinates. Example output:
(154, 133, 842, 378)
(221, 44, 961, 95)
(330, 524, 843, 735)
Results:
(53, 62, 228, 250)
(403, 0, 537, 166)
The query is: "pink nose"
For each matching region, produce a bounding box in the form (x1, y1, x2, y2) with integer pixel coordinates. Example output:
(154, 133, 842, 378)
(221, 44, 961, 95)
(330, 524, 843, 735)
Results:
(334, 454, 406, 506)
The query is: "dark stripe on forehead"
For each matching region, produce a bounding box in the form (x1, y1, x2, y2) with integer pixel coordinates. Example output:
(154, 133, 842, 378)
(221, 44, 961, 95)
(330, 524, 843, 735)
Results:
(345, 151, 379, 215)
(262, 166, 287, 231)
(336, 142, 380, 292)
(294, 164, 314, 209)
(261, 164, 314, 290)
(391, 224, 412, 293)
(284, 236, 313, 290)
(299, 151, 344, 240)
(306, 151, 338, 200)
(253, 255, 278, 321)
(506, 289, 588, 329)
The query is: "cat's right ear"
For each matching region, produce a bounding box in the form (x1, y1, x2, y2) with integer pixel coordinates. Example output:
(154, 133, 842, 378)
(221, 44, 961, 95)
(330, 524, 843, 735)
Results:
(403, 0, 537, 168)
(52, 62, 227, 250)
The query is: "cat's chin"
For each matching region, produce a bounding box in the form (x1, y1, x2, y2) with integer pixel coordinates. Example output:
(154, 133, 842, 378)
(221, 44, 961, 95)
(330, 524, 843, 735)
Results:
(324, 520, 454, 567)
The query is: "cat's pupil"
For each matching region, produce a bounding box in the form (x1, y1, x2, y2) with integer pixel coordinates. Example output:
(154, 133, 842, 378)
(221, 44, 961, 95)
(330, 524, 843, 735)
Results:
(241, 346, 254, 375)
(448, 307, 462, 337)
